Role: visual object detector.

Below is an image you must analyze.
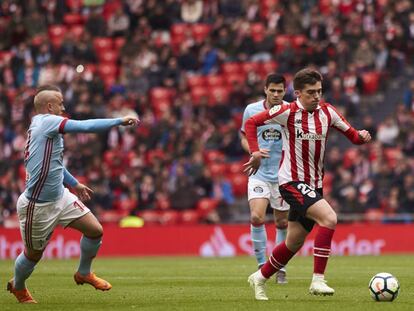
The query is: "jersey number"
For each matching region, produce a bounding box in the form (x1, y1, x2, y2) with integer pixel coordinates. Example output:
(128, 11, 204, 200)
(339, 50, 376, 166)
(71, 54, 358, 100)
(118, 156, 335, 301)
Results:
(297, 183, 317, 198)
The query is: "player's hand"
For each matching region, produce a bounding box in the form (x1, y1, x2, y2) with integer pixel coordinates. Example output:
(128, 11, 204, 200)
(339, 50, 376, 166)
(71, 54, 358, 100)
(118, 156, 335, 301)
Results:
(121, 116, 140, 127)
(74, 183, 94, 201)
(259, 148, 270, 158)
(358, 130, 371, 143)
(243, 151, 262, 176)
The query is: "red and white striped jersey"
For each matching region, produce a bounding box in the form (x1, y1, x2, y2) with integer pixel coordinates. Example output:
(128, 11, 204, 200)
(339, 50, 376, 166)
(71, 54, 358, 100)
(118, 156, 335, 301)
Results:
(245, 100, 364, 189)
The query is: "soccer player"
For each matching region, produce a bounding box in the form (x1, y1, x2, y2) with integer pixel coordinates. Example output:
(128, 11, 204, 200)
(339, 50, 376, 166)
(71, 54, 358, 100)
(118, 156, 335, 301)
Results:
(244, 68, 371, 300)
(240, 74, 289, 284)
(7, 85, 139, 303)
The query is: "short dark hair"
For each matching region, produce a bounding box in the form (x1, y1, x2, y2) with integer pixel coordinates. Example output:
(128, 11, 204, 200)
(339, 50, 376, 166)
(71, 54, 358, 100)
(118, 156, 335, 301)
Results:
(35, 84, 61, 95)
(293, 68, 323, 90)
(265, 74, 286, 88)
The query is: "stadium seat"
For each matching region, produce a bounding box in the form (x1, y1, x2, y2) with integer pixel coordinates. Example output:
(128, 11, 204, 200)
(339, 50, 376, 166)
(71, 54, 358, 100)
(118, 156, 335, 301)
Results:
(97, 63, 117, 77)
(221, 62, 243, 75)
(205, 75, 226, 87)
(208, 162, 228, 176)
(250, 23, 266, 42)
(150, 87, 175, 105)
(383, 147, 402, 168)
(186, 75, 206, 88)
(0, 51, 13, 63)
(159, 210, 180, 225)
(208, 86, 230, 105)
(180, 209, 200, 224)
(152, 99, 171, 118)
(114, 37, 126, 51)
(241, 62, 261, 75)
(365, 208, 384, 223)
(190, 86, 209, 105)
(259, 61, 278, 77)
(191, 23, 211, 43)
(63, 13, 83, 25)
(140, 210, 160, 225)
(69, 25, 84, 40)
(48, 25, 67, 47)
(224, 73, 246, 86)
(66, 0, 84, 10)
(204, 150, 226, 163)
(361, 71, 380, 95)
(226, 161, 245, 175)
(343, 148, 358, 168)
(228, 173, 248, 197)
(291, 34, 307, 49)
(170, 23, 189, 41)
(196, 198, 219, 217)
(275, 35, 291, 52)
(100, 210, 128, 223)
(97, 49, 118, 64)
(93, 37, 113, 54)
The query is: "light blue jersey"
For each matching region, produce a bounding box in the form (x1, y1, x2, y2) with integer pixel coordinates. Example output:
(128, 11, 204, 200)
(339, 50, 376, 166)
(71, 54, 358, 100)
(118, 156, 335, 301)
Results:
(24, 114, 122, 202)
(241, 100, 286, 182)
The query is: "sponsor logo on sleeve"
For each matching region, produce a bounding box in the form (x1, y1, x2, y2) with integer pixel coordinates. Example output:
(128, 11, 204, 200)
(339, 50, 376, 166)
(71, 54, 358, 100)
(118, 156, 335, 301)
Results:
(269, 105, 281, 115)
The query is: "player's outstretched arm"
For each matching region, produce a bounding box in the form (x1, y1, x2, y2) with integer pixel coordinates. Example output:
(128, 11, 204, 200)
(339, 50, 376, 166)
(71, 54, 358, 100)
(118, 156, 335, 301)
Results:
(62, 116, 140, 133)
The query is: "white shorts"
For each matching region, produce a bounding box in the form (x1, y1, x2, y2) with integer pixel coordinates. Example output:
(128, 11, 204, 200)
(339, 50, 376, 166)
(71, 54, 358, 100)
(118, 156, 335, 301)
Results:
(248, 178, 290, 211)
(17, 188, 90, 250)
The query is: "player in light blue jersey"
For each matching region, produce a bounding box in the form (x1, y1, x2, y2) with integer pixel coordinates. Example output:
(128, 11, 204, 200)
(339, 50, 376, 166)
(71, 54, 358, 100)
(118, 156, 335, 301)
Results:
(240, 74, 289, 284)
(7, 85, 139, 304)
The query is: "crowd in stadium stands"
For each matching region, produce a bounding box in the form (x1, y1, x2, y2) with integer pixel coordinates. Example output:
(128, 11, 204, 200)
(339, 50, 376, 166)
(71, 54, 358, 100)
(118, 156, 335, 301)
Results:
(0, 0, 413, 226)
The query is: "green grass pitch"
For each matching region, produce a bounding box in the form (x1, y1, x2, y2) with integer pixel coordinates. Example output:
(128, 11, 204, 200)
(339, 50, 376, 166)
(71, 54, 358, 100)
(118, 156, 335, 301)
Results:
(1, 255, 413, 310)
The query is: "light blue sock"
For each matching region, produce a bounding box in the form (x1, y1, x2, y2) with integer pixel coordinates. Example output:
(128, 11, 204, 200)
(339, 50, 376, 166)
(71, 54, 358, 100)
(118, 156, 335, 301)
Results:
(276, 227, 288, 270)
(77, 236, 102, 275)
(251, 224, 267, 267)
(14, 252, 37, 290)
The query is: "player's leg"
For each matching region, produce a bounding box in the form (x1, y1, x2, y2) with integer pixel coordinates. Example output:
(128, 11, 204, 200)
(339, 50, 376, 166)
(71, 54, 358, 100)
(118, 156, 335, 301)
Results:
(8, 194, 59, 303)
(249, 198, 269, 268)
(248, 178, 271, 268)
(305, 198, 337, 295)
(270, 190, 289, 283)
(248, 220, 308, 300)
(66, 211, 112, 291)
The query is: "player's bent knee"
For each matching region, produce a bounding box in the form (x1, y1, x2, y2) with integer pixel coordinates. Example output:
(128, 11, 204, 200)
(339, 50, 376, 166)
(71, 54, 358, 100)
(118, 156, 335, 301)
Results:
(321, 213, 337, 229)
(275, 218, 288, 229)
(250, 214, 265, 225)
(86, 223, 103, 238)
(25, 248, 44, 262)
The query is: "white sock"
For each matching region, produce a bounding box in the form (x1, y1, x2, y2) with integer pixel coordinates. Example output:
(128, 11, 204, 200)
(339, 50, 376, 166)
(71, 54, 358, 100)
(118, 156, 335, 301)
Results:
(312, 273, 325, 282)
(256, 269, 268, 281)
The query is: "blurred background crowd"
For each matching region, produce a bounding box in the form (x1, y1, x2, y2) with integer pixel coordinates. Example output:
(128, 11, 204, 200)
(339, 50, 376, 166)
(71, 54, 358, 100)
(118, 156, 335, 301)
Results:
(0, 0, 413, 226)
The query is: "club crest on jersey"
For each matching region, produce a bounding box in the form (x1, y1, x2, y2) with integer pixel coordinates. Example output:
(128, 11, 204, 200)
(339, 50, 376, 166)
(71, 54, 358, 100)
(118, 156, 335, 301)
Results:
(296, 129, 325, 140)
(253, 186, 264, 193)
(269, 105, 281, 115)
(262, 128, 282, 141)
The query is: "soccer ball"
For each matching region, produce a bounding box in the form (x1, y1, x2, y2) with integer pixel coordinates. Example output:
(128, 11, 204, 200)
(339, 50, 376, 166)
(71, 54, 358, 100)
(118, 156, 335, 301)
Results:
(368, 272, 400, 302)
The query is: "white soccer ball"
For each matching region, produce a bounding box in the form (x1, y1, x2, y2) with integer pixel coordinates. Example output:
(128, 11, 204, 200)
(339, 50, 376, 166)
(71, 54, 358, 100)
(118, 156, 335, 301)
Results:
(368, 272, 400, 302)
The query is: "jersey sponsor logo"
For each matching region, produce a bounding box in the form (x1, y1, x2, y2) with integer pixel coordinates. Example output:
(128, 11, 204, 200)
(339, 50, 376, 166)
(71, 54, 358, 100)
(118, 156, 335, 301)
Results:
(253, 186, 264, 193)
(296, 130, 325, 141)
(297, 183, 317, 198)
(269, 105, 281, 115)
(295, 119, 302, 124)
(261, 128, 282, 141)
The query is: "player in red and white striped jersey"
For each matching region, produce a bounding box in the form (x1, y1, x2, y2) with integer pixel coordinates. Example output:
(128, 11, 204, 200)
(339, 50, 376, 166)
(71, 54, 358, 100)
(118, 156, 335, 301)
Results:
(246, 68, 371, 300)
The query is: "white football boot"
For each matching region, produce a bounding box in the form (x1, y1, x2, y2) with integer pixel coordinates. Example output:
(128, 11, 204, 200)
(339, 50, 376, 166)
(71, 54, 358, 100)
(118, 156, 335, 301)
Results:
(248, 270, 269, 301)
(309, 279, 335, 296)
